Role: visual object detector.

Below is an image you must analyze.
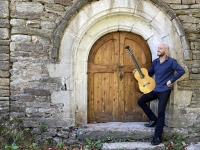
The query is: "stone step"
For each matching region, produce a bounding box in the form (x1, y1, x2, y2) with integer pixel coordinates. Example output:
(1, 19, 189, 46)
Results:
(77, 122, 154, 141)
(77, 122, 188, 141)
(102, 142, 165, 150)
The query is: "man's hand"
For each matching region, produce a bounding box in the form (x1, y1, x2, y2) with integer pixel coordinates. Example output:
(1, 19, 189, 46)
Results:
(132, 69, 137, 74)
(167, 80, 173, 87)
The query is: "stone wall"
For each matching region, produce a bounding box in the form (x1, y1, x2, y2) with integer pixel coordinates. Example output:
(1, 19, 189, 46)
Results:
(163, 0, 200, 127)
(0, 0, 10, 119)
(0, 0, 200, 133)
(9, 0, 74, 127)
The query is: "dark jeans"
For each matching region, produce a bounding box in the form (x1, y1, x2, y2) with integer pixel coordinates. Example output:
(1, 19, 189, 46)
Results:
(138, 90, 171, 137)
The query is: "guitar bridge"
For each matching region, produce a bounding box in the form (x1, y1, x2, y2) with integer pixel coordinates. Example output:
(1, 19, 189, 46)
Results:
(143, 82, 150, 87)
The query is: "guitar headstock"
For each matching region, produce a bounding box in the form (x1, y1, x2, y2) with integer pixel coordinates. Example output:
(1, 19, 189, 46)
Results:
(125, 46, 133, 56)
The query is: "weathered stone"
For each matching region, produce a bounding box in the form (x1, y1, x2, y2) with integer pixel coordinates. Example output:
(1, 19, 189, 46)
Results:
(11, 27, 53, 38)
(15, 42, 43, 52)
(55, 0, 73, 6)
(10, 19, 26, 27)
(0, 70, 9, 78)
(10, 51, 29, 57)
(162, 0, 181, 3)
(0, 90, 9, 97)
(191, 4, 200, 9)
(34, 0, 54, 3)
(0, 28, 9, 40)
(0, 86, 9, 90)
(170, 5, 189, 10)
(10, 95, 20, 101)
(0, 1, 9, 18)
(179, 15, 200, 23)
(182, 0, 195, 5)
(0, 46, 9, 53)
(26, 20, 41, 28)
(41, 21, 56, 29)
(41, 11, 58, 22)
(11, 35, 31, 42)
(0, 54, 9, 61)
(40, 118, 74, 127)
(11, 11, 43, 19)
(0, 40, 10, 46)
(193, 51, 200, 60)
(102, 142, 165, 150)
(44, 4, 66, 14)
(0, 97, 9, 101)
(0, 101, 9, 107)
(0, 19, 10, 28)
(24, 88, 51, 96)
(0, 61, 9, 70)
(175, 9, 200, 16)
(57, 131, 69, 138)
(16, 2, 44, 13)
(178, 80, 200, 87)
(0, 78, 9, 86)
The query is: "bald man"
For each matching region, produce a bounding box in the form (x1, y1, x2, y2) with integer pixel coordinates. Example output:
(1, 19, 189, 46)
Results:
(133, 44, 185, 145)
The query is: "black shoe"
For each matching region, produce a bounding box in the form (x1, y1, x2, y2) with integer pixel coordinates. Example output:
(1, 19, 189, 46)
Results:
(144, 120, 157, 127)
(151, 136, 161, 145)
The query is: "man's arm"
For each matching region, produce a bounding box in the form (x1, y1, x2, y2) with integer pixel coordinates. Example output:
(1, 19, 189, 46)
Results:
(170, 59, 185, 83)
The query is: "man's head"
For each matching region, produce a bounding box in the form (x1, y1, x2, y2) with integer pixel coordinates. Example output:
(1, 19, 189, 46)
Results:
(157, 44, 169, 58)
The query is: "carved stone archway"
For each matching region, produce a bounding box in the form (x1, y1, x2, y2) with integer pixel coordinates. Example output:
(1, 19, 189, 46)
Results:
(48, 0, 191, 127)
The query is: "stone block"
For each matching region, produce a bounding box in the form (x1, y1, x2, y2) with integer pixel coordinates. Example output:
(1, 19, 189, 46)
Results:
(0, 1, 9, 18)
(0, 54, 9, 61)
(10, 19, 26, 27)
(26, 20, 41, 28)
(35, 0, 54, 3)
(0, 40, 10, 46)
(15, 42, 43, 52)
(182, 0, 195, 4)
(0, 46, 9, 53)
(55, 0, 73, 6)
(41, 21, 56, 29)
(40, 118, 75, 127)
(24, 88, 51, 96)
(0, 90, 9, 97)
(0, 70, 9, 77)
(44, 4, 65, 13)
(190, 4, 200, 8)
(16, 2, 44, 13)
(11, 27, 53, 38)
(0, 97, 9, 101)
(0, 28, 9, 40)
(179, 15, 200, 23)
(0, 78, 9, 86)
(11, 11, 42, 19)
(0, 61, 9, 70)
(11, 35, 31, 42)
(0, 19, 10, 28)
(162, 0, 181, 3)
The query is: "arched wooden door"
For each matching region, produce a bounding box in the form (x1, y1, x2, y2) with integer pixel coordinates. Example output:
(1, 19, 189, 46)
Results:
(88, 32, 152, 122)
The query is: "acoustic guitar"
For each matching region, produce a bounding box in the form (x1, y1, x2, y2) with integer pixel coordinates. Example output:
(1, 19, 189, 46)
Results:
(125, 46, 156, 94)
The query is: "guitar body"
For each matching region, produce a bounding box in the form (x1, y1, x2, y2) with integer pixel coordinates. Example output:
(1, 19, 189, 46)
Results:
(134, 68, 156, 94)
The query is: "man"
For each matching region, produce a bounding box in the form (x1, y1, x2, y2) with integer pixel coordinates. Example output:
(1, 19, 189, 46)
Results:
(133, 44, 185, 145)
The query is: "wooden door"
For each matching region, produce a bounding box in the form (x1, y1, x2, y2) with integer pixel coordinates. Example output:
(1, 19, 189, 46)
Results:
(88, 32, 152, 122)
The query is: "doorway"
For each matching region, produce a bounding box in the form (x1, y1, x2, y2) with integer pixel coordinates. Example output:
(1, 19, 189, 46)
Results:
(88, 32, 152, 122)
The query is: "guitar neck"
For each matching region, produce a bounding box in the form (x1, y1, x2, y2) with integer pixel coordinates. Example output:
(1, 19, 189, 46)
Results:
(130, 54, 144, 78)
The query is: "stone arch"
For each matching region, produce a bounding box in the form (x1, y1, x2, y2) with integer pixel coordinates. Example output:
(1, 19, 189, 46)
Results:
(48, 0, 191, 126)
(51, 0, 191, 60)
